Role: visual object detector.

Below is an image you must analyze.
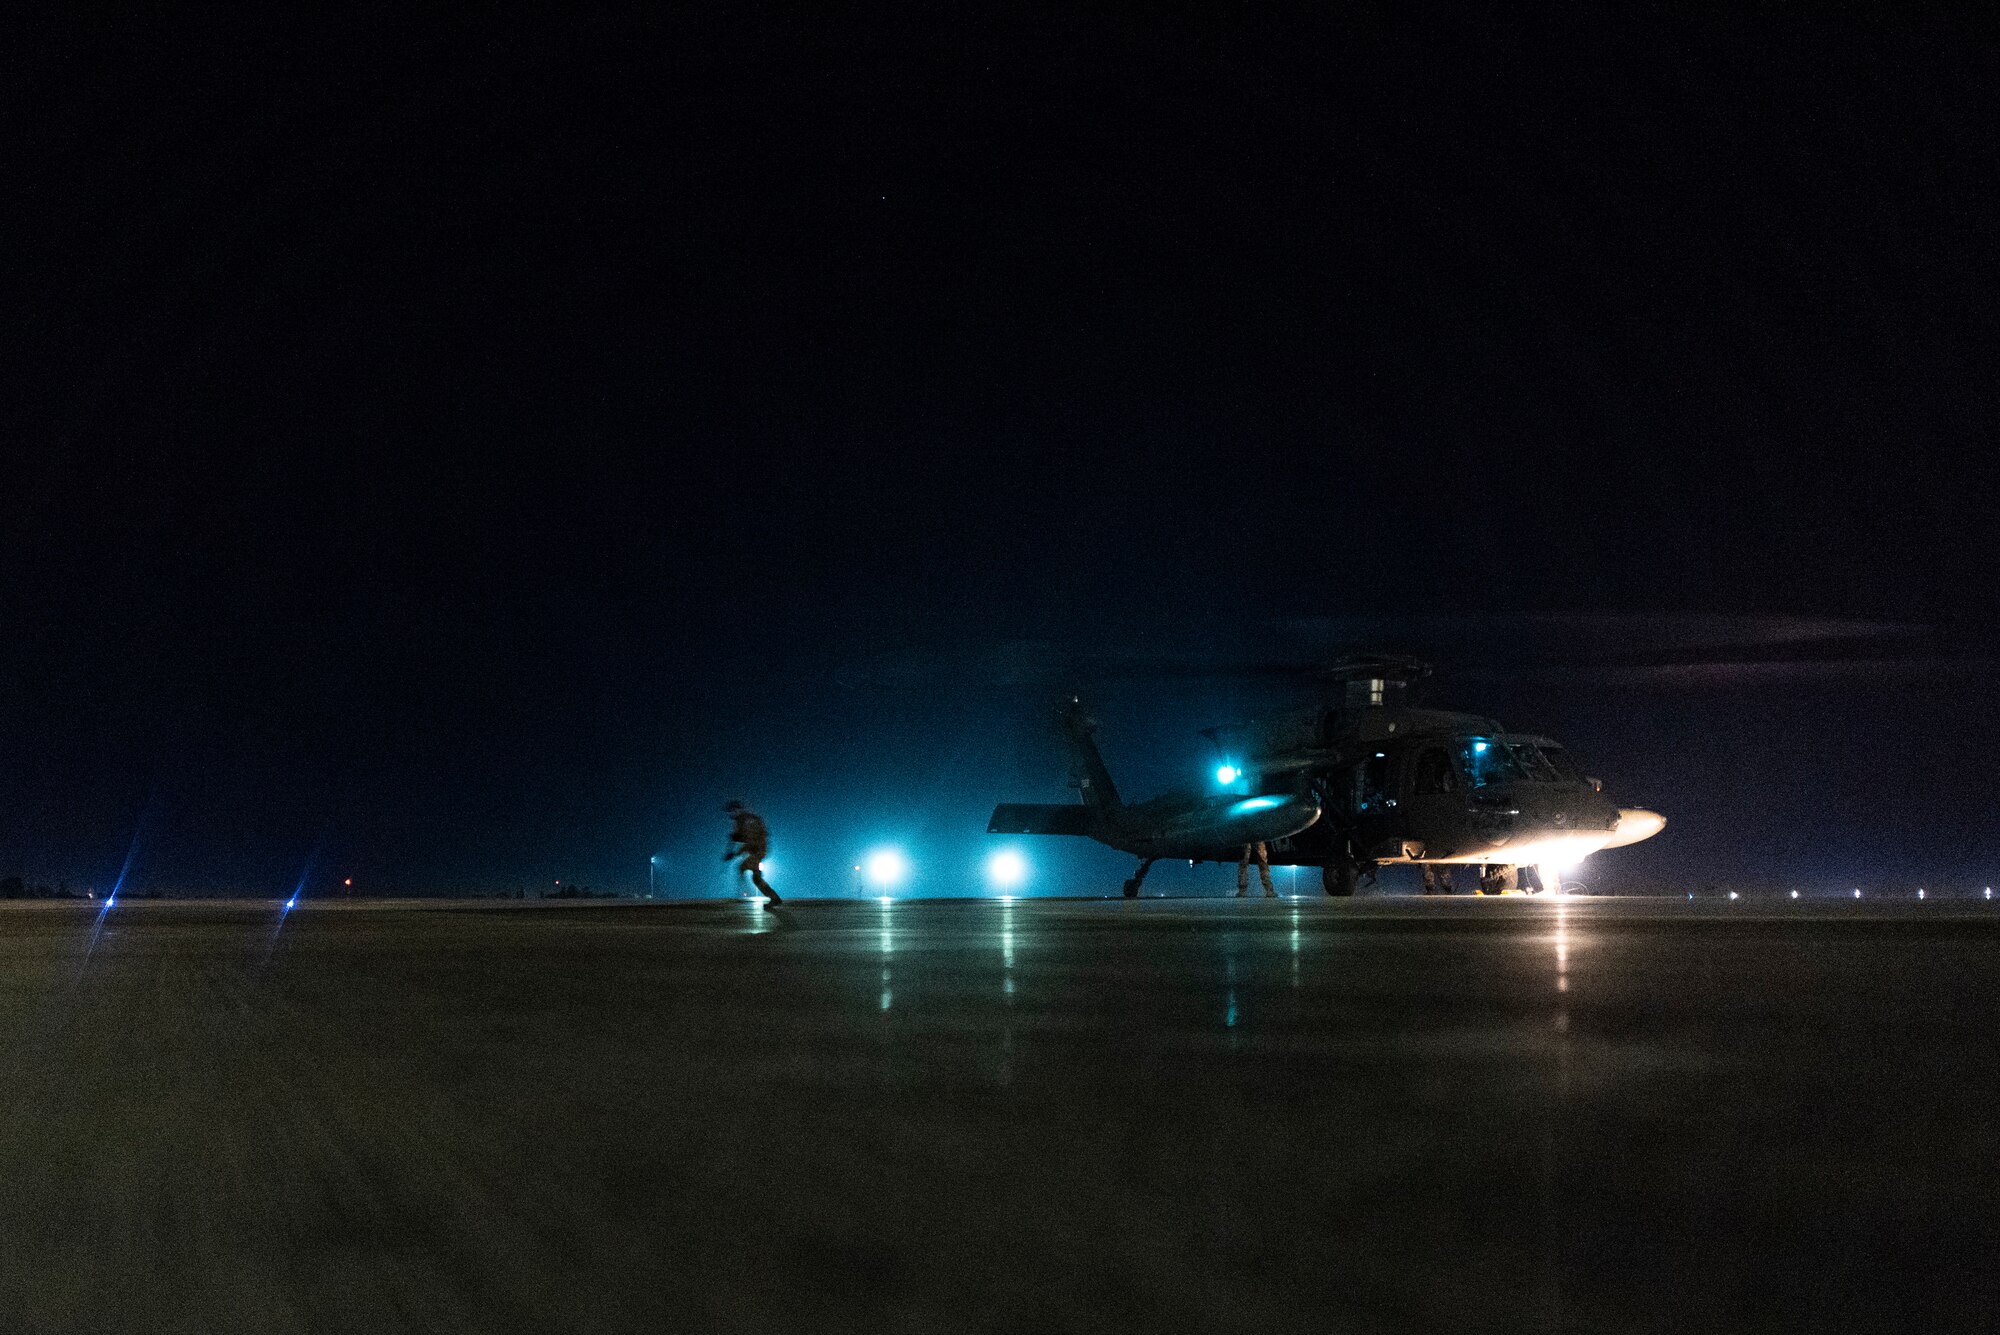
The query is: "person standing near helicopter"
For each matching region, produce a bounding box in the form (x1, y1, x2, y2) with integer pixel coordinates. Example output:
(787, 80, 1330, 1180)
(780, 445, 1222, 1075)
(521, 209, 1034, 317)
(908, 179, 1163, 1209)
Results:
(1236, 841, 1277, 898)
(722, 800, 779, 904)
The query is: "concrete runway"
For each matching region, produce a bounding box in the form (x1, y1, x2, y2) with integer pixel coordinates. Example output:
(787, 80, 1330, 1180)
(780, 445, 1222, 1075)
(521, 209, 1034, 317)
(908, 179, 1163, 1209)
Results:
(2, 895, 1995, 1333)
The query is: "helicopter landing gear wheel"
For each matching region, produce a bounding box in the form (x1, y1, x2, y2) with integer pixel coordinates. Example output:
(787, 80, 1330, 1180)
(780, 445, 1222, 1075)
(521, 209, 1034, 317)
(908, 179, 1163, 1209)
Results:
(1323, 859, 1355, 897)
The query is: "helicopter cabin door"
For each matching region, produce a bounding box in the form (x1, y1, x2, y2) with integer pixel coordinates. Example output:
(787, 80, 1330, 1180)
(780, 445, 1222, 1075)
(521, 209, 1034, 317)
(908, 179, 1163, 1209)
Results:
(1399, 742, 1464, 860)
(1347, 747, 1398, 856)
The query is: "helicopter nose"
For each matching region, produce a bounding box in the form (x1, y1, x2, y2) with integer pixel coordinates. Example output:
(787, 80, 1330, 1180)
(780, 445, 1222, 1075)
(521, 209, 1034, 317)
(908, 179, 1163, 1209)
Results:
(1603, 808, 1666, 849)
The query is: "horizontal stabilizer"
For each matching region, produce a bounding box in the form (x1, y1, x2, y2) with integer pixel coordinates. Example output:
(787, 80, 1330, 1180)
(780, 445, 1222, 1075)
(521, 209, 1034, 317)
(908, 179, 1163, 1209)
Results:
(987, 803, 1095, 836)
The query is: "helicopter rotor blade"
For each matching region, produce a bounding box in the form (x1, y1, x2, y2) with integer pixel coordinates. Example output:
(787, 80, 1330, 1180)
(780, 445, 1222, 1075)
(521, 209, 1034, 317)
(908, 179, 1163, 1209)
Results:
(832, 615, 2000, 694)
(1277, 613, 1992, 690)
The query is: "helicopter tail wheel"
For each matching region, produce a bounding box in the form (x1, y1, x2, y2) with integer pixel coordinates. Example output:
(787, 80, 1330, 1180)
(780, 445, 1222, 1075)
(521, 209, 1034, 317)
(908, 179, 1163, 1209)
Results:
(1323, 859, 1356, 897)
(1122, 878, 1140, 899)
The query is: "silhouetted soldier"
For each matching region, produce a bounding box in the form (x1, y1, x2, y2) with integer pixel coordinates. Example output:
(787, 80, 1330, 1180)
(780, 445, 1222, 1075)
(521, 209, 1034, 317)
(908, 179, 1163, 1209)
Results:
(723, 800, 778, 904)
(1236, 841, 1276, 898)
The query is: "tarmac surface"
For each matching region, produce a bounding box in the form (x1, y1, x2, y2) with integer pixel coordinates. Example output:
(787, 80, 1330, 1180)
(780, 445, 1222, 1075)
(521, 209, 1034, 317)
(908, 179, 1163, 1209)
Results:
(2, 894, 1996, 1333)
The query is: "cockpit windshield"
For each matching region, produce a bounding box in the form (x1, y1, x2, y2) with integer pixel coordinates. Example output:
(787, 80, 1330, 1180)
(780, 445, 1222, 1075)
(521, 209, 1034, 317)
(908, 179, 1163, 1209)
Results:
(1459, 736, 1584, 785)
(1457, 737, 1523, 788)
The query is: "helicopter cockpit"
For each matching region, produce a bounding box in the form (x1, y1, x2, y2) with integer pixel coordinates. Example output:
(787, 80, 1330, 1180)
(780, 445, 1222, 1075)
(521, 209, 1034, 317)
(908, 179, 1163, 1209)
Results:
(1457, 736, 1588, 788)
(1369, 735, 1592, 807)
(1351, 729, 1620, 861)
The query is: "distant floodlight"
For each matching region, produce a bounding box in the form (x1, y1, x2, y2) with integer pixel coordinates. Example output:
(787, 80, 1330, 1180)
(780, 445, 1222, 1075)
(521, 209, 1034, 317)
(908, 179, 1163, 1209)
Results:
(1917, 888, 1925, 899)
(1988, 888, 1993, 900)
(986, 848, 1028, 890)
(865, 847, 908, 889)
(1215, 764, 1238, 785)
(1854, 888, 1862, 898)
(1790, 890, 1799, 899)
(1728, 891, 1738, 900)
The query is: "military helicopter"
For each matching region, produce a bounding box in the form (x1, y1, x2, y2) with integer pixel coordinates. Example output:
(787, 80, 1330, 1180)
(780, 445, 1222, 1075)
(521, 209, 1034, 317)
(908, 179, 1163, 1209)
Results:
(988, 656, 1664, 896)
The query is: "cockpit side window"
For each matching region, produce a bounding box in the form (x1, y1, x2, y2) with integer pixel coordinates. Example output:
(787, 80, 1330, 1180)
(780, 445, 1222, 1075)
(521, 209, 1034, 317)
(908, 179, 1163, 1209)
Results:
(1536, 745, 1582, 781)
(1458, 737, 1523, 788)
(1509, 742, 1560, 783)
(1413, 747, 1456, 795)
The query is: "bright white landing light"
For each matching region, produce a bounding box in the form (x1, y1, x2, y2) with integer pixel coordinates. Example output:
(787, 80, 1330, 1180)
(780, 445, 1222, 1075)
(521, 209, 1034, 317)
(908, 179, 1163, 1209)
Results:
(986, 848, 1028, 890)
(864, 847, 909, 889)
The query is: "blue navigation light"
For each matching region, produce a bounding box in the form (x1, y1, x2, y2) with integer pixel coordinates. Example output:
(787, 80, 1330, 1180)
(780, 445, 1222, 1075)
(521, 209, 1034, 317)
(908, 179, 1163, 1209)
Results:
(1231, 796, 1284, 814)
(1473, 741, 1488, 753)
(1215, 764, 1238, 785)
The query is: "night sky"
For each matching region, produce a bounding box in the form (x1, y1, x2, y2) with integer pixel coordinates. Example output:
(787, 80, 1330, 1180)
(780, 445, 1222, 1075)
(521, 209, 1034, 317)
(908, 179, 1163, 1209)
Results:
(7, 10, 1998, 896)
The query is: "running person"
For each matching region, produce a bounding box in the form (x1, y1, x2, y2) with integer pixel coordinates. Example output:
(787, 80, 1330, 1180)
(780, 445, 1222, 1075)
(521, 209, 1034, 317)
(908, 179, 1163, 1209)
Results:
(722, 801, 778, 903)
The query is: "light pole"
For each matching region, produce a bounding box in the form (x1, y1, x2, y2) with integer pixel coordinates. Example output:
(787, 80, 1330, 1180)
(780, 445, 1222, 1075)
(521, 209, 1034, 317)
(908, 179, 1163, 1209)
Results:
(649, 856, 659, 899)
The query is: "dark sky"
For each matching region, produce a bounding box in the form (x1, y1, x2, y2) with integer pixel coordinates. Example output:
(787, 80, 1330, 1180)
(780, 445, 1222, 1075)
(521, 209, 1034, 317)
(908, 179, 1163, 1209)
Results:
(7, 10, 1998, 895)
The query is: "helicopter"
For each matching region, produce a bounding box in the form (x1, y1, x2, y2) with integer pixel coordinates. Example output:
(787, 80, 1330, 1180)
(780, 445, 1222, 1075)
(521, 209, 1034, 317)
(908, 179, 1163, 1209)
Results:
(987, 656, 1664, 897)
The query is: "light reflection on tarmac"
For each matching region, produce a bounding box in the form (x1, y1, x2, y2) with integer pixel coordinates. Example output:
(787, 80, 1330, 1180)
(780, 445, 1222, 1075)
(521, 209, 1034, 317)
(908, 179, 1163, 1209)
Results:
(1, 896, 1995, 1332)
